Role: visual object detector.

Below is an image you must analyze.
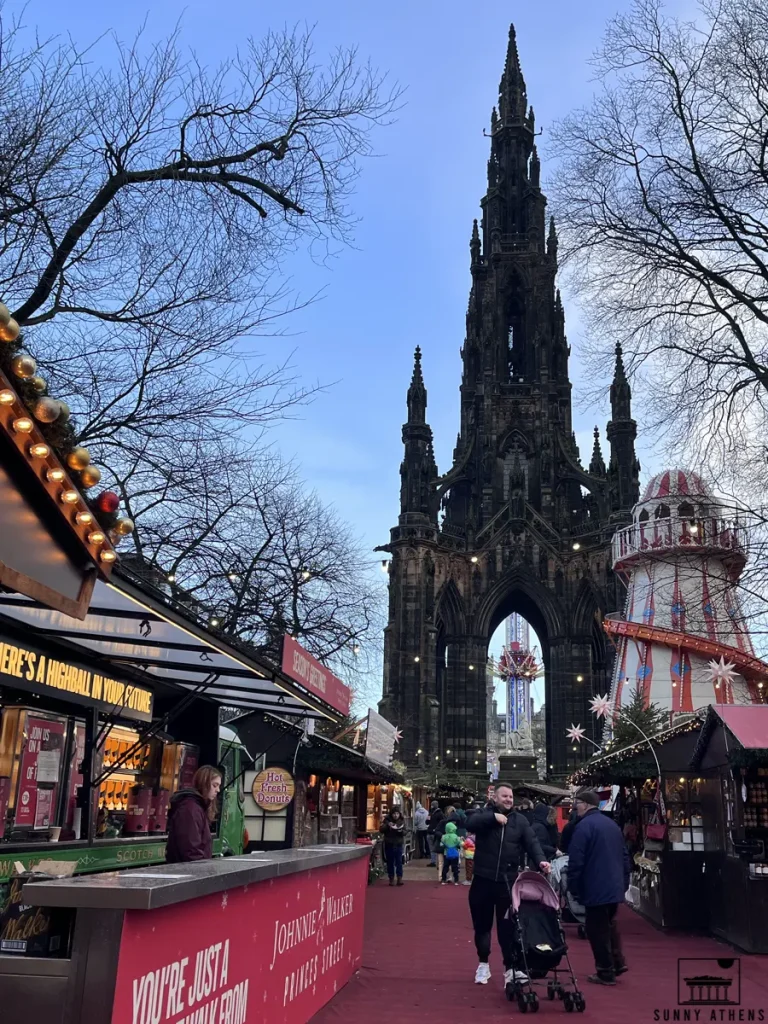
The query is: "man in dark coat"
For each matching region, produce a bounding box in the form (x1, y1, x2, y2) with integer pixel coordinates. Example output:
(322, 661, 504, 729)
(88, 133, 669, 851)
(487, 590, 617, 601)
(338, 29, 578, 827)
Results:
(466, 783, 551, 990)
(567, 789, 630, 986)
(530, 803, 558, 861)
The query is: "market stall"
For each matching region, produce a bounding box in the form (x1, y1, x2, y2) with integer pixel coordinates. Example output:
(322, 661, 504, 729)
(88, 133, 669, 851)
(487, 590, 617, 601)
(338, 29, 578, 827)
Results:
(0, 845, 372, 1024)
(689, 705, 768, 952)
(573, 714, 709, 930)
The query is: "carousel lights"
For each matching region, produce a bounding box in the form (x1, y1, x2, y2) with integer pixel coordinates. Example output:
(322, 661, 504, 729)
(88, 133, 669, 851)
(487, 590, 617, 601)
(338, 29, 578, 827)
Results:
(87, 530, 106, 545)
(28, 442, 50, 458)
(12, 416, 33, 433)
(76, 511, 94, 526)
(46, 468, 65, 483)
(60, 489, 79, 504)
(100, 550, 117, 564)
(0, 389, 14, 405)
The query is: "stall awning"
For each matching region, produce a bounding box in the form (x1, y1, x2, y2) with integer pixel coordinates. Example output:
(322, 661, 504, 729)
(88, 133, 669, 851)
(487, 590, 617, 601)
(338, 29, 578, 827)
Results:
(706, 706, 768, 749)
(514, 782, 572, 801)
(0, 571, 340, 721)
(690, 704, 768, 770)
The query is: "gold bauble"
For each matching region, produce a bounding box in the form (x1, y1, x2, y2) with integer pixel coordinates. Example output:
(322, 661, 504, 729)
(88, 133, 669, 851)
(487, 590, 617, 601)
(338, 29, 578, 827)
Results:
(0, 302, 10, 326)
(79, 465, 102, 489)
(0, 318, 20, 343)
(57, 400, 70, 421)
(30, 376, 47, 394)
(66, 446, 91, 471)
(33, 397, 61, 424)
(113, 517, 135, 537)
(10, 353, 36, 378)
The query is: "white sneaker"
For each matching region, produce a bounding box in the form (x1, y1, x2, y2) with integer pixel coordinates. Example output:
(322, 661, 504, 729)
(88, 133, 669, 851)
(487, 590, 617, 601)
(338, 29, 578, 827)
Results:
(475, 963, 491, 985)
(504, 968, 529, 985)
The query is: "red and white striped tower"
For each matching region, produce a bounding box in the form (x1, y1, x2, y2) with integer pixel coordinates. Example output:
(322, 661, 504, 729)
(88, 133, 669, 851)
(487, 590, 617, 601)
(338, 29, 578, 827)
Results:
(604, 469, 766, 732)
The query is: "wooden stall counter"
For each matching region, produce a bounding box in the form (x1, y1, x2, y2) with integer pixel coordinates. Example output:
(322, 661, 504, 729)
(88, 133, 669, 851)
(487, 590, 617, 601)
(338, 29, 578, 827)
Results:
(1, 845, 372, 1024)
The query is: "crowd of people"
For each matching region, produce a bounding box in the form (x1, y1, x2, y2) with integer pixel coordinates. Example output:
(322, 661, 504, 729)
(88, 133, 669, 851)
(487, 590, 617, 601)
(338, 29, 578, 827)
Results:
(379, 783, 630, 992)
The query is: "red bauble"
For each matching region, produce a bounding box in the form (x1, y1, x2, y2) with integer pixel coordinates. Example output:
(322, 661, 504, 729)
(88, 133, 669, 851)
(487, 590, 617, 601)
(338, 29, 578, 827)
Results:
(96, 490, 120, 514)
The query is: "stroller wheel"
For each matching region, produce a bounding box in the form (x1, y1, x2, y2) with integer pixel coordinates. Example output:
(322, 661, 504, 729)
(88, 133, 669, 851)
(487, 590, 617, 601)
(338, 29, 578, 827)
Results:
(574, 992, 586, 1013)
(528, 991, 539, 1013)
(563, 992, 575, 1012)
(516, 993, 529, 1013)
(577, 925, 586, 940)
(547, 981, 556, 1000)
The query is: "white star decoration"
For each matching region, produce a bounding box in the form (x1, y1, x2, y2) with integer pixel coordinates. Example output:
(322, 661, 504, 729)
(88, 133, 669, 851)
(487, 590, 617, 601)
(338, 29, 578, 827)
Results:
(589, 694, 612, 719)
(708, 656, 737, 689)
(394, 727, 403, 744)
(566, 723, 586, 743)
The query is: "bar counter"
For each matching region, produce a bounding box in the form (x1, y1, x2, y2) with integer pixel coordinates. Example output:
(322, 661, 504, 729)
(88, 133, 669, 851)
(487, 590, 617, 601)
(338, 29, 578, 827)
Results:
(1, 845, 372, 1024)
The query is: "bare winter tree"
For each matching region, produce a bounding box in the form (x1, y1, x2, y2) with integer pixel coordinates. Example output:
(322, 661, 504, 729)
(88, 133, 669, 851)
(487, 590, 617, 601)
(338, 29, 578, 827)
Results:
(0, 12, 399, 476)
(549, 0, 768, 501)
(0, 12, 394, 694)
(122, 454, 385, 708)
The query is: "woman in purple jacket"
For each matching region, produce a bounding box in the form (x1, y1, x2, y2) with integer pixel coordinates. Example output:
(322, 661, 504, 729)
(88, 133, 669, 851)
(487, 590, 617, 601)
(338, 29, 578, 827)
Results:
(165, 765, 222, 863)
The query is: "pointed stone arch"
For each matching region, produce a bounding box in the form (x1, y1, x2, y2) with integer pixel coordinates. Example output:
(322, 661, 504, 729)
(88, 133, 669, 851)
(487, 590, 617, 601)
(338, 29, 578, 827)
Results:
(435, 578, 467, 639)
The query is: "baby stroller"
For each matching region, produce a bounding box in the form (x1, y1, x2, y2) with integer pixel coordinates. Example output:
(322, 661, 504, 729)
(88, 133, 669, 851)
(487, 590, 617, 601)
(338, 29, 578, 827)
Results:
(551, 855, 587, 940)
(505, 870, 585, 1014)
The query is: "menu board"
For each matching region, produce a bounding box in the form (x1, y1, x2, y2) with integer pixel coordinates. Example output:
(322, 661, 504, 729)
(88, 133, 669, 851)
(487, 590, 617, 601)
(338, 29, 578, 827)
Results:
(15, 715, 66, 830)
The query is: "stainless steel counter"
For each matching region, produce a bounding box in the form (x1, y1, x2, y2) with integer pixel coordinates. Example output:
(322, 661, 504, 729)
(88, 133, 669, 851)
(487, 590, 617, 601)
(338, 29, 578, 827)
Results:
(22, 844, 371, 911)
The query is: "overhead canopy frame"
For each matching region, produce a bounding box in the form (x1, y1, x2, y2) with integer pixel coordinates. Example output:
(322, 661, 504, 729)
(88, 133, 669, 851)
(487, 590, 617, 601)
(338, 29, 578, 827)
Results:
(0, 570, 343, 722)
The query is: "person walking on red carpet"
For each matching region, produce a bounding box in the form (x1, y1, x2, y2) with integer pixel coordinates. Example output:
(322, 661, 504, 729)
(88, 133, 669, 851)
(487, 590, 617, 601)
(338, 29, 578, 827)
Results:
(380, 808, 406, 886)
(466, 783, 551, 990)
(566, 789, 630, 986)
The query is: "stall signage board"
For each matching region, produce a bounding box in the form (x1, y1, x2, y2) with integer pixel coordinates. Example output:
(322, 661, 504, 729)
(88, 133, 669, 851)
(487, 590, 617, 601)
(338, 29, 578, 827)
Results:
(0, 634, 153, 722)
(364, 709, 397, 767)
(281, 635, 351, 716)
(252, 767, 295, 811)
(110, 854, 369, 1024)
(15, 715, 67, 829)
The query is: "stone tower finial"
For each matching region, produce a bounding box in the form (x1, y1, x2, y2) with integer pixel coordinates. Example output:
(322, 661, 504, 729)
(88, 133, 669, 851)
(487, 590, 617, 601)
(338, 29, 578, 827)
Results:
(470, 219, 481, 264)
(548, 217, 558, 261)
(530, 144, 540, 188)
(499, 23, 527, 122)
(407, 346, 426, 425)
(610, 343, 631, 420)
(590, 426, 606, 477)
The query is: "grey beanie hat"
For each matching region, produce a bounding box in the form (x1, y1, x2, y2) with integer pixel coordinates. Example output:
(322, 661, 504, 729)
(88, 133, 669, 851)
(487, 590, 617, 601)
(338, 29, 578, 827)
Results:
(575, 788, 600, 807)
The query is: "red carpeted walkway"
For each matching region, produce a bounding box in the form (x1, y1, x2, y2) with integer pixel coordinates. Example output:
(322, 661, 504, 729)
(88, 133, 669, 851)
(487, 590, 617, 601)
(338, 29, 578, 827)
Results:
(314, 876, 768, 1022)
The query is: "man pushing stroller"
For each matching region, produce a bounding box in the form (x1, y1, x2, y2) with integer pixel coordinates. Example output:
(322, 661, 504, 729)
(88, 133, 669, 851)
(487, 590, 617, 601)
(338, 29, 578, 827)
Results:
(466, 783, 551, 989)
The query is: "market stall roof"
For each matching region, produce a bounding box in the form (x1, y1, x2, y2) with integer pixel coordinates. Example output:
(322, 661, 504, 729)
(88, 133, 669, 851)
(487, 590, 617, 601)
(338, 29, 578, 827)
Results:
(571, 714, 705, 784)
(514, 782, 572, 801)
(0, 569, 340, 721)
(690, 704, 768, 770)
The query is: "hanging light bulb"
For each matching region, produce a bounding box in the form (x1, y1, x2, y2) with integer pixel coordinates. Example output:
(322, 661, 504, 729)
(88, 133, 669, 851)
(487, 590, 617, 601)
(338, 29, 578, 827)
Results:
(0, 389, 14, 405)
(100, 550, 117, 564)
(88, 531, 106, 545)
(60, 489, 79, 504)
(12, 416, 34, 434)
(28, 442, 50, 458)
(76, 511, 94, 526)
(47, 467, 65, 483)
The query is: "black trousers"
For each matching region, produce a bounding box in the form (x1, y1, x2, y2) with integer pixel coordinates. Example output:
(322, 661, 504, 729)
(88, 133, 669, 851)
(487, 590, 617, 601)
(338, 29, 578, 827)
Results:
(468, 875, 521, 969)
(584, 903, 625, 978)
(442, 856, 460, 882)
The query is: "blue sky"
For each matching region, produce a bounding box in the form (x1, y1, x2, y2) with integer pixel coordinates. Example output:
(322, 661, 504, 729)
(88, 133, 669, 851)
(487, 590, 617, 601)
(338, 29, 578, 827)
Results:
(14, 0, 696, 703)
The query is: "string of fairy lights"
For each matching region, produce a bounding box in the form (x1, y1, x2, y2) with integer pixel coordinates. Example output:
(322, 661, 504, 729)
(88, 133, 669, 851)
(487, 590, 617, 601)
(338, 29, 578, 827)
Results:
(0, 299, 135, 555)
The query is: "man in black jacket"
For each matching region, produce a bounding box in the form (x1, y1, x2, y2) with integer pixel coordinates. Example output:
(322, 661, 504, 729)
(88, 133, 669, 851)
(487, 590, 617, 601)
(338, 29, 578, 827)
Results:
(466, 783, 551, 989)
